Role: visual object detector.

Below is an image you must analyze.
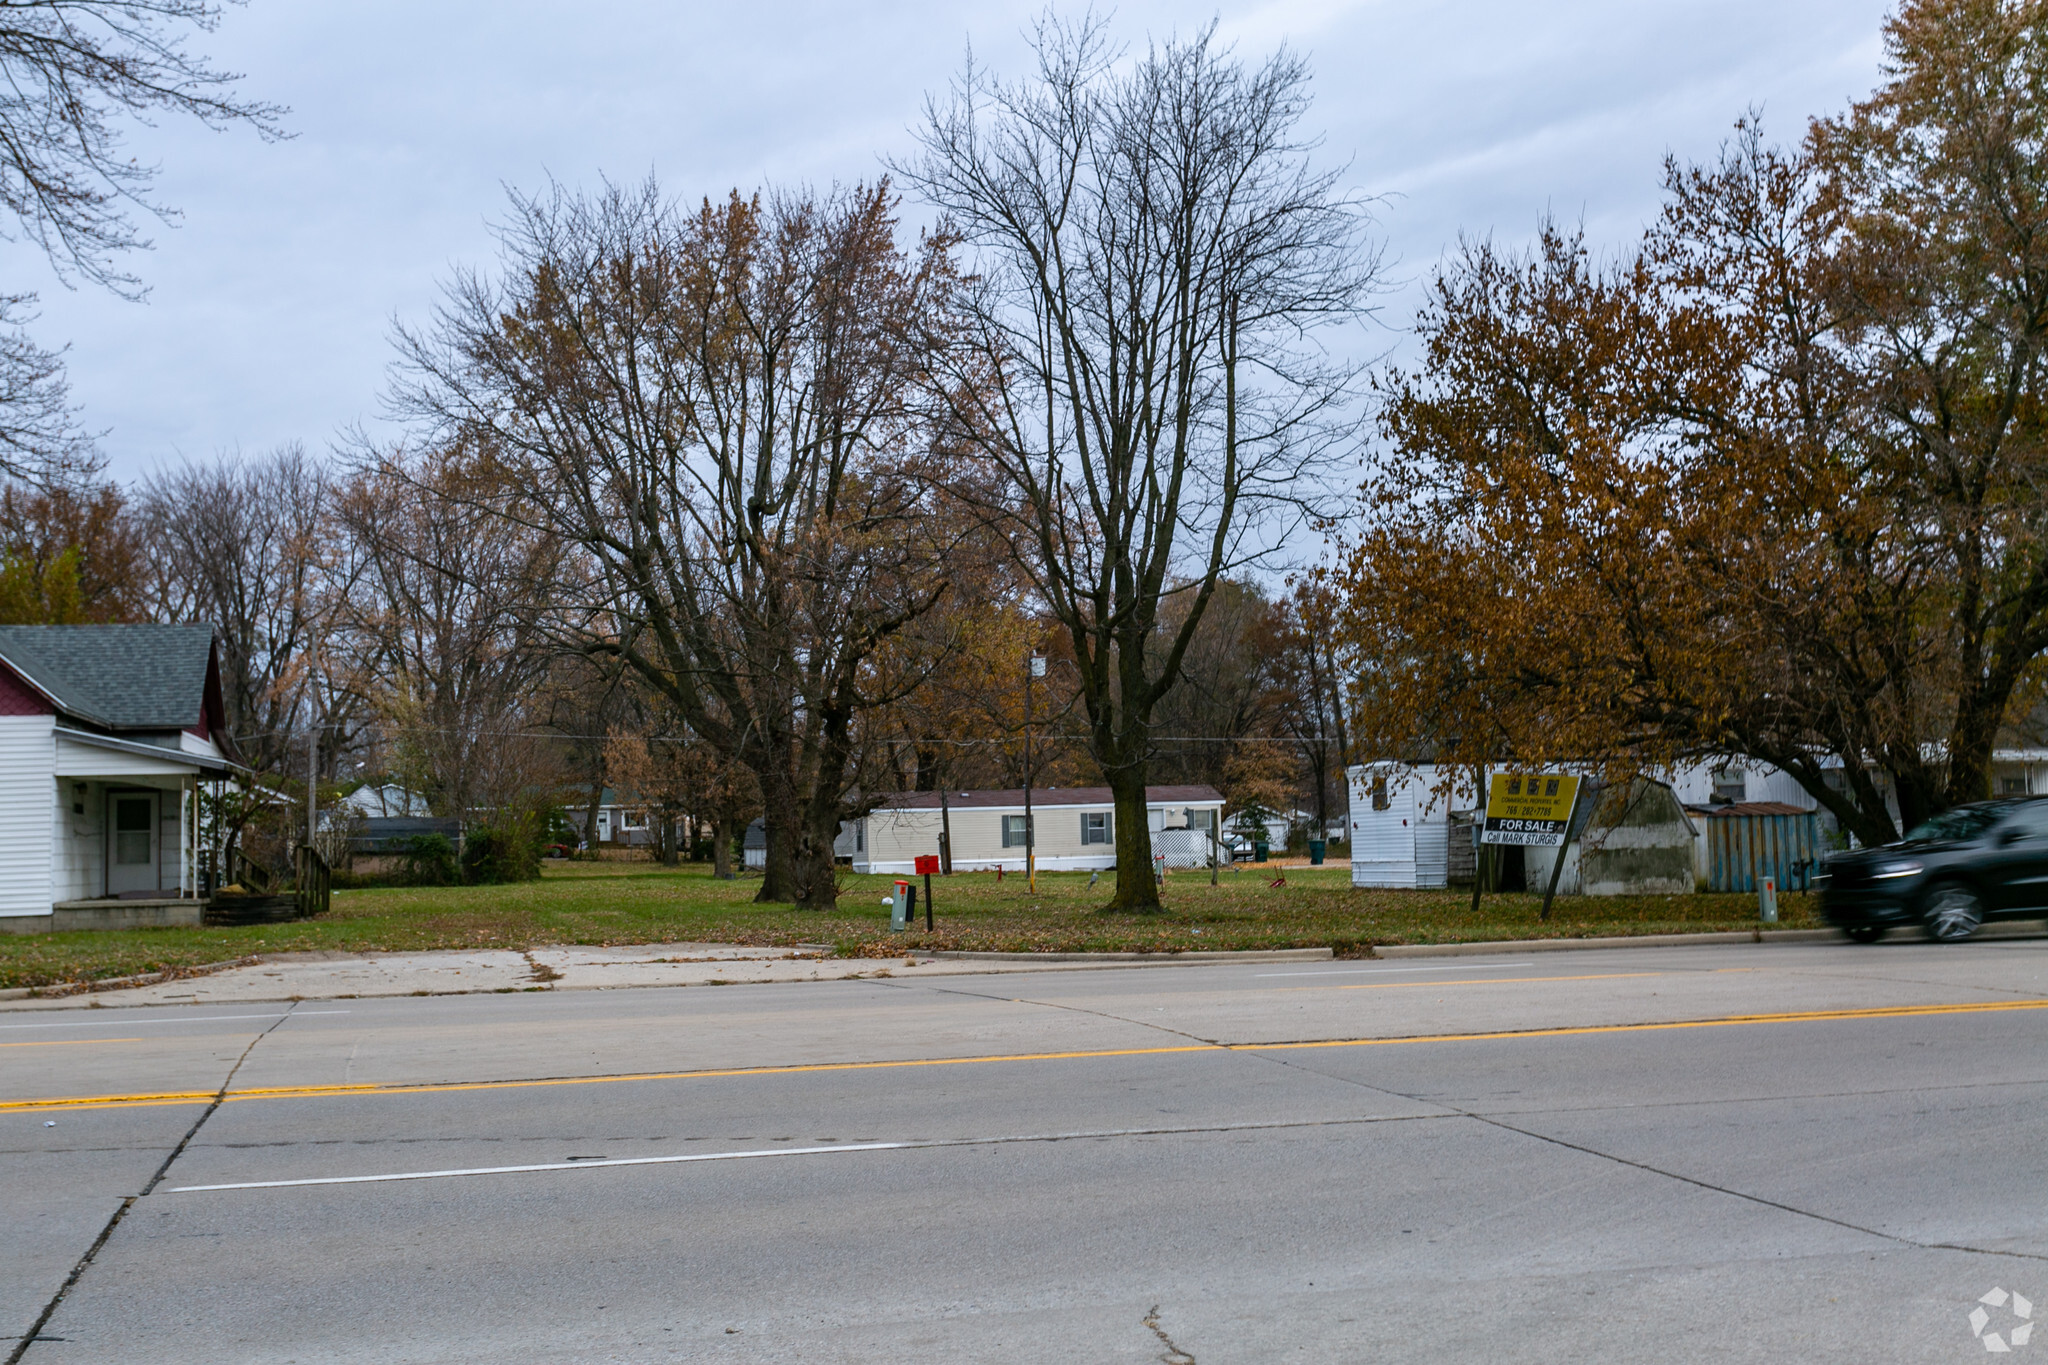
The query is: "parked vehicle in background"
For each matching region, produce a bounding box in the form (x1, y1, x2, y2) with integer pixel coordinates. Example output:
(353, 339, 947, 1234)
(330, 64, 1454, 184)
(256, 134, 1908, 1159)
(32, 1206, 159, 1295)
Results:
(1818, 798, 2048, 942)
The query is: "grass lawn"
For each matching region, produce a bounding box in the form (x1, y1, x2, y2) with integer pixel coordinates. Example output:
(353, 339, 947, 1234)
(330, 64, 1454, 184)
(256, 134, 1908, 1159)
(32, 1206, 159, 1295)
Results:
(0, 859, 1827, 992)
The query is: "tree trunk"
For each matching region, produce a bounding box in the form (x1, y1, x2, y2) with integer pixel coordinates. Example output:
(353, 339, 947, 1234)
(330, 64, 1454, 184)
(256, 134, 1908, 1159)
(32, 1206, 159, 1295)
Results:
(1106, 762, 1160, 911)
(752, 760, 797, 903)
(581, 771, 604, 858)
(661, 810, 679, 866)
(791, 814, 840, 911)
(712, 813, 733, 880)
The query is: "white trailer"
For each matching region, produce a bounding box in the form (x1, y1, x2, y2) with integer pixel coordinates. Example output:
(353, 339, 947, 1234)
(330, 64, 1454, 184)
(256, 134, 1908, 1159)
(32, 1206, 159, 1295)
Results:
(1346, 763, 1470, 889)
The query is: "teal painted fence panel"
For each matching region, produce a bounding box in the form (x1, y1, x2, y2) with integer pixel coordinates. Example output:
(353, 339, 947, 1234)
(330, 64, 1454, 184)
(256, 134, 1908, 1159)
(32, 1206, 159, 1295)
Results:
(1707, 812, 1820, 892)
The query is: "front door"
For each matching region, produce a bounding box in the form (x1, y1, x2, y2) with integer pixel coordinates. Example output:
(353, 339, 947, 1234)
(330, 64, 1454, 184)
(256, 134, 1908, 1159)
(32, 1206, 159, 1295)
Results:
(106, 792, 159, 897)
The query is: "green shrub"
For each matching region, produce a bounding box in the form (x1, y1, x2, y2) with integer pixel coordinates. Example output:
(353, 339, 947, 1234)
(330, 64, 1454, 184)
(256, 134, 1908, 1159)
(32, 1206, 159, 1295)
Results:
(396, 833, 459, 886)
(462, 822, 542, 885)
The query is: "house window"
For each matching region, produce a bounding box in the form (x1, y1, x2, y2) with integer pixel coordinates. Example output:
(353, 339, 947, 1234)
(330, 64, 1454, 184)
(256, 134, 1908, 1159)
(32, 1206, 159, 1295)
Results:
(1082, 811, 1111, 845)
(1371, 775, 1390, 811)
(1003, 814, 1033, 847)
(1711, 766, 1746, 804)
(1186, 810, 1214, 834)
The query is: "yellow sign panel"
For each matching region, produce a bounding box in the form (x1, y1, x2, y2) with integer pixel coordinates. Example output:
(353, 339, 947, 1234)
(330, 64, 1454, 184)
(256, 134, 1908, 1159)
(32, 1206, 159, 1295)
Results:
(1481, 773, 1583, 847)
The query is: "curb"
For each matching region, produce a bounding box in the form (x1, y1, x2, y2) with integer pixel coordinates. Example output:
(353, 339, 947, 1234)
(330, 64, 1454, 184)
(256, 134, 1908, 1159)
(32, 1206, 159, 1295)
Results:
(1373, 930, 1844, 958)
(924, 948, 1335, 965)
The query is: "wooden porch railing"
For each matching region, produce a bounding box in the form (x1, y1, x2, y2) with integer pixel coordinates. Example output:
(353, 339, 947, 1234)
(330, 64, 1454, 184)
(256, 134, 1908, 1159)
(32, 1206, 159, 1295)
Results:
(294, 844, 332, 919)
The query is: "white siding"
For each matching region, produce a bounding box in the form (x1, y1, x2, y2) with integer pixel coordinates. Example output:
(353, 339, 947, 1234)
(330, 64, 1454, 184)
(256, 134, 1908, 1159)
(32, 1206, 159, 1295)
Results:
(1348, 764, 1421, 888)
(0, 716, 55, 917)
(1349, 763, 1467, 890)
(52, 778, 103, 902)
(857, 798, 1223, 874)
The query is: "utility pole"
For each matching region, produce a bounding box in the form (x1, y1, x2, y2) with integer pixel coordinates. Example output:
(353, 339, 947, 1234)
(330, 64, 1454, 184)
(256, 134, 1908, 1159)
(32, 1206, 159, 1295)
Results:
(307, 722, 318, 850)
(1025, 650, 1045, 890)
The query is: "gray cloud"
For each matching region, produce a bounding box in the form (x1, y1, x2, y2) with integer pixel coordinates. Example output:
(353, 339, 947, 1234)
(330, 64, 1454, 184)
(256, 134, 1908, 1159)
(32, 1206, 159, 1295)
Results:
(9, 0, 1892, 479)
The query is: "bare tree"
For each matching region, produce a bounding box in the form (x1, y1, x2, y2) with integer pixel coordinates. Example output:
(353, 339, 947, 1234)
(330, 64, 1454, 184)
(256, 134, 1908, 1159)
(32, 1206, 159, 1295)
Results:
(0, 1, 283, 482)
(392, 178, 963, 908)
(139, 444, 335, 777)
(333, 443, 564, 822)
(902, 16, 1376, 908)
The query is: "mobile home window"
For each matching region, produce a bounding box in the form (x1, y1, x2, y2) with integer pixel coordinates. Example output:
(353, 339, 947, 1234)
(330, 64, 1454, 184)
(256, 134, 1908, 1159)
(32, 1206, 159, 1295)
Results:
(1371, 775, 1390, 811)
(1003, 814, 1033, 847)
(1081, 811, 1111, 845)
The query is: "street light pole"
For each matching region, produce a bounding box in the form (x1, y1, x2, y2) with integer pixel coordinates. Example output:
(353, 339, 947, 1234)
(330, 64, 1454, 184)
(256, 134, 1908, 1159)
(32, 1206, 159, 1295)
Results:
(1025, 650, 1045, 891)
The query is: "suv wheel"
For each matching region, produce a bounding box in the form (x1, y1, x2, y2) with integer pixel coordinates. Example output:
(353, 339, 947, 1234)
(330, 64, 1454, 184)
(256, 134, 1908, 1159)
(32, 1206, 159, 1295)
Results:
(1923, 884, 1984, 942)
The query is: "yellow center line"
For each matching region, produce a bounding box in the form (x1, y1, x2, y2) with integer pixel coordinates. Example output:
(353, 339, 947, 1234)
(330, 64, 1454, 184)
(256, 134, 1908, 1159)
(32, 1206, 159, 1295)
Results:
(0, 1038, 142, 1048)
(5, 997, 2046, 1114)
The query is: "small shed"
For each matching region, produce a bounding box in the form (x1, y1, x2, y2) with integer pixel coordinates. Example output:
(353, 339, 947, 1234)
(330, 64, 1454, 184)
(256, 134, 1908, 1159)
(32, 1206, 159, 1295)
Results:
(743, 819, 767, 870)
(1527, 779, 1698, 896)
(1692, 802, 1822, 892)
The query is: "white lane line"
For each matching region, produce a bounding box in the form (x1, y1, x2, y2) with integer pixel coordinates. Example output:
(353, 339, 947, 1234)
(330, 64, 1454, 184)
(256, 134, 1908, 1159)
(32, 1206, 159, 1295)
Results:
(0, 1010, 351, 1031)
(172, 1116, 1445, 1192)
(172, 1142, 906, 1191)
(1254, 963, 1537, 978)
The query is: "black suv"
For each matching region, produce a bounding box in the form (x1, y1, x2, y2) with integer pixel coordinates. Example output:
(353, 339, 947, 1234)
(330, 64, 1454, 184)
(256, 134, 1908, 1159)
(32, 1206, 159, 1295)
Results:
(1820, 798, 2048, 942)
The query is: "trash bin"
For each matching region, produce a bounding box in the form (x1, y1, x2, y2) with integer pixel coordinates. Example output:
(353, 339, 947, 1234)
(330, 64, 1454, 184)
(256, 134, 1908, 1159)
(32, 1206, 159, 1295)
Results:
(1254, 841, 1269, 863)
(1308, 839, 1326, 866)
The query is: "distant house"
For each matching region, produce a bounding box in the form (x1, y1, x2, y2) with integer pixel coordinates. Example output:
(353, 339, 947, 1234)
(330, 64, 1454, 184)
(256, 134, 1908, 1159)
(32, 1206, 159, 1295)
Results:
(334, 783, 429, 818)
(846, 785, 1225, 875)
(563, 789, 656, 846)
(0, 625, 237, 933)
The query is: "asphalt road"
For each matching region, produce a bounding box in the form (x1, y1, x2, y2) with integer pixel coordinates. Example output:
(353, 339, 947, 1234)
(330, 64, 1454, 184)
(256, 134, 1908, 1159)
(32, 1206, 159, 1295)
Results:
(6, 937, 2048, 1363)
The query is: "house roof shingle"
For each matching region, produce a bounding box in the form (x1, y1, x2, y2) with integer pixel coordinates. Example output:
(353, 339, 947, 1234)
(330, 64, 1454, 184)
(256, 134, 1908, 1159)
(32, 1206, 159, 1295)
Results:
(0, 624, 216, 730)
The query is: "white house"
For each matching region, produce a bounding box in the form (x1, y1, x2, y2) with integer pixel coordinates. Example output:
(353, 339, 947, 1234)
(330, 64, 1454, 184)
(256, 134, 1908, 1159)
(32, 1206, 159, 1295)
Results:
(0, 625, 237, 933)
(847, 785, 1225, 874)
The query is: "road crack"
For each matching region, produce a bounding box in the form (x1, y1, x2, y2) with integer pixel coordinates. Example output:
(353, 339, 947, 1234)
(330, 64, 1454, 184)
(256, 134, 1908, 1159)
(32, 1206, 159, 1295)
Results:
(5, 1004, 303, 1362)
(1143, 1304, 1196, 1364)
(1244, 1048, 2048, 1265)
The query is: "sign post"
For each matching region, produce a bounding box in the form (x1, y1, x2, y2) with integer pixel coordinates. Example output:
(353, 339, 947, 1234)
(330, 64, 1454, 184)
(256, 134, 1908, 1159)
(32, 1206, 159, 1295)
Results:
(915, 854, 939, 930)
(1479, 772, 1584, 922)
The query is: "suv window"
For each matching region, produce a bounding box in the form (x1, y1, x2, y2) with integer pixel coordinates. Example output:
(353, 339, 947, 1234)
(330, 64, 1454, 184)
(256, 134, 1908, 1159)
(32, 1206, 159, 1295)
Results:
(1903, 806, 2005, 843)
(2000, 801, 2048, 840)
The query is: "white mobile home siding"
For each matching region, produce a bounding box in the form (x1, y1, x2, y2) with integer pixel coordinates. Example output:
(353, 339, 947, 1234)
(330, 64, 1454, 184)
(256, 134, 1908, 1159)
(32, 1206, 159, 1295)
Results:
(1350, 764, 1440, 889)
(0, 716, 53, 918)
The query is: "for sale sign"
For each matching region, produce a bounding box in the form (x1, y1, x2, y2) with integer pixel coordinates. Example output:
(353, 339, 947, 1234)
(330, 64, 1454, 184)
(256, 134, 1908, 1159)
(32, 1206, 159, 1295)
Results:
(1481, 773, 1582, 847)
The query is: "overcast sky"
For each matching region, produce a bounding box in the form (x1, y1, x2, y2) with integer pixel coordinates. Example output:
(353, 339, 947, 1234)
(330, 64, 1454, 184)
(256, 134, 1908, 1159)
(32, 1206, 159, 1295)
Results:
(18, 0, 1896, 483)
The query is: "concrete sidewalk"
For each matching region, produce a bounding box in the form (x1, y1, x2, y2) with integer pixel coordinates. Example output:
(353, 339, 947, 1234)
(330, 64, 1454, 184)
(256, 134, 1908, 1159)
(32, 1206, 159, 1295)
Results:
(0, 944, 1339, 1011)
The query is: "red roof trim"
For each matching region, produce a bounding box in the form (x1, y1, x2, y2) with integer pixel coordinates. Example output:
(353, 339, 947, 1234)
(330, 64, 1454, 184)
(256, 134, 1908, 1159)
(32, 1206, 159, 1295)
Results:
(0, 656, 52, 716)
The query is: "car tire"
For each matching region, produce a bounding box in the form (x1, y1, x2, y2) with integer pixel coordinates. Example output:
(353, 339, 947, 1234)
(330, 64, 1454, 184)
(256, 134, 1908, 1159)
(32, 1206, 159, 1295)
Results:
(1844, 925, 1886, 944)
(1922, 883, 1984, 942)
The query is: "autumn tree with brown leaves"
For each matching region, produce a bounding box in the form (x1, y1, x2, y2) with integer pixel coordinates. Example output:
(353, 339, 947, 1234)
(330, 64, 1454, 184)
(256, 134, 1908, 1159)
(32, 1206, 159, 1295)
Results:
(394, 178, 964, 909)
(1339, 0, 2048, 846)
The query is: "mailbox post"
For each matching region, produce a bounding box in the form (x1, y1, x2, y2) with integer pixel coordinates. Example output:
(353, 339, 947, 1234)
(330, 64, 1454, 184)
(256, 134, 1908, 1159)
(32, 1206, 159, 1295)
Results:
(915, 853, 939, 930)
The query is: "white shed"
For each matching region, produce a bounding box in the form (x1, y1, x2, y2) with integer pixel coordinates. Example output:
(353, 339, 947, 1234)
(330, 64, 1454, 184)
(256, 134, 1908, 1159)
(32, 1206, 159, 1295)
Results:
(1347, 763, 1471, 889)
